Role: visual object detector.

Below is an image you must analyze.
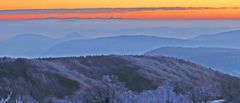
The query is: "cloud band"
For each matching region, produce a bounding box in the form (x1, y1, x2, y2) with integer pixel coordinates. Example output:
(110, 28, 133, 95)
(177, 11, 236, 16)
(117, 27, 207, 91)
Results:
(0, 7, 239, 15)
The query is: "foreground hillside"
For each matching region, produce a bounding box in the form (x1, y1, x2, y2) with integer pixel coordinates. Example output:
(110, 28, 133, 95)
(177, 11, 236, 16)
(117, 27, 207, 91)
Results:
(145, 47, 240, 76)
(0, 56, 240, 102)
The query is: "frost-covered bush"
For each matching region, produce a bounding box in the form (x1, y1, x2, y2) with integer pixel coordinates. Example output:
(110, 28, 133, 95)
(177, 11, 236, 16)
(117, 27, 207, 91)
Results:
(86, 76, 191, 103)
(85, 75, 128, 103)
(0, 92, 38, 103)
(115, 83, 190, 103)
(0, 92, 11, 103)
(188, 85, 220, 103)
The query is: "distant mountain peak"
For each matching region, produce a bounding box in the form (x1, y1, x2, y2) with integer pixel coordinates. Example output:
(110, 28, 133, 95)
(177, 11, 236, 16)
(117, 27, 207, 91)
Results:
(194, 29, 240, 40)
(4, 33, 54, 41)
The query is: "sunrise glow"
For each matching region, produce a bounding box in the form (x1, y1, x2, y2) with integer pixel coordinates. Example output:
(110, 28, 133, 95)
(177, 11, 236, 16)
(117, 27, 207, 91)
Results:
(0, 0, 240, 19)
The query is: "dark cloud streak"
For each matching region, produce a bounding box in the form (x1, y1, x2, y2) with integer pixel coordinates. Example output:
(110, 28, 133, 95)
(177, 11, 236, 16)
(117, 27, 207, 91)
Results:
(0, 7, 239, 14)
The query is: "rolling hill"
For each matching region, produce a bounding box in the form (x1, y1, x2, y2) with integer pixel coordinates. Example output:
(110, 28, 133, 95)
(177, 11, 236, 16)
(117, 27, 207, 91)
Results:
(192, 30, 240, 49)
(42, 35, 187, 56)
(0, 34, 58, 57)
(31, 29, 240, 56)
(0, 29, 240, 57)
(0, 33, 86, 57)
(145, 47, 240, 76)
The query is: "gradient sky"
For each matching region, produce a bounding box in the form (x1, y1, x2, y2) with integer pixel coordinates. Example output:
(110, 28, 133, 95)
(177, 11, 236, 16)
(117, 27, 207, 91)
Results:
(0, 0, 240, 19)
(1, 0, 240, 10)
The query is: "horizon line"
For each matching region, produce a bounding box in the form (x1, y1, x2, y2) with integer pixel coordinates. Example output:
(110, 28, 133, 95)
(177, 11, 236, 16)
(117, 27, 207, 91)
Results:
(1, 17, 240, 21)
(0, 7, 240, 20)
(0, 7, 239, 13)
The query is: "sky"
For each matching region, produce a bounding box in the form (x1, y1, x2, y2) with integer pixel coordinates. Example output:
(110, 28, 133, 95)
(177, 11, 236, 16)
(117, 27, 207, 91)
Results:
(0, 0, 240, 39)
(1, 0, 240, 9)
(0, 0, 240, 19)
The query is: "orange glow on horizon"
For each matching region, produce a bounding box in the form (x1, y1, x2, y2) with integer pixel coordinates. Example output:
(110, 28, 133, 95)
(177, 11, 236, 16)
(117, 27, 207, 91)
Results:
(1, 0, 240, 19)
(0, 9, 240, 20)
